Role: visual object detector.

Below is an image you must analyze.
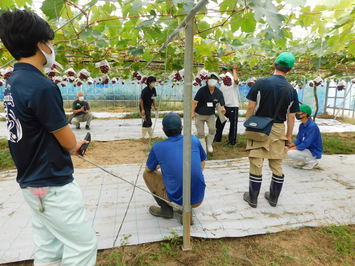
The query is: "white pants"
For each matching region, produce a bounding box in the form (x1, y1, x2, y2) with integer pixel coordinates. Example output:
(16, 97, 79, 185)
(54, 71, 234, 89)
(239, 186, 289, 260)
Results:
(22, 181, 97, 266)
(287, 149, 317, 164)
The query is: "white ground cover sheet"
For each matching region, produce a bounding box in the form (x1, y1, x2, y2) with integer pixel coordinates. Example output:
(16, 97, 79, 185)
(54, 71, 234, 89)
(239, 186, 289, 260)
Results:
(0, 155, 354, 263)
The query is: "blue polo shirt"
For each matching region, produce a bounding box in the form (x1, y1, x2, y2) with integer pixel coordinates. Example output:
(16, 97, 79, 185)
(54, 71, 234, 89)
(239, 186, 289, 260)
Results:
(294, 119, 323, 159)
(3, 63, 74, 188)
(146, 135, 207, 205)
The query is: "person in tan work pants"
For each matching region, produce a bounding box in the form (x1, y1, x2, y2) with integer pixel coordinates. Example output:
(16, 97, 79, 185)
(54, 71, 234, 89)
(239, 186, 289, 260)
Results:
(243, 52, 300, 208)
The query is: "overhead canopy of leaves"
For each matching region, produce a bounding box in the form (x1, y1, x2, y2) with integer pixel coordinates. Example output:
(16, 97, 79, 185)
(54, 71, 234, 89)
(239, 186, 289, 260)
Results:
(0, 0, 354, 80)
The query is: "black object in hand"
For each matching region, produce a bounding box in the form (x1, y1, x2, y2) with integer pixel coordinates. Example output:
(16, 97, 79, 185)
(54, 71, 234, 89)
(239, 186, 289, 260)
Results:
(79, 132, 91, 156)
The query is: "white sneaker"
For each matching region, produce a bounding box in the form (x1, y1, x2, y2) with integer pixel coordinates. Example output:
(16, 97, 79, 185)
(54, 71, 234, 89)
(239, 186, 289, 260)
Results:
(207, 134, 214, 153)
(302, 161, 319, 170)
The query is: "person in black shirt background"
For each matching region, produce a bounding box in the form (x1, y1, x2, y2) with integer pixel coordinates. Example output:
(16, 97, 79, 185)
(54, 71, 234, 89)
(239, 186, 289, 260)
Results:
(0, 10, 97, 265)
(140, 76, 157, 138)
(71, 91, 93, 130)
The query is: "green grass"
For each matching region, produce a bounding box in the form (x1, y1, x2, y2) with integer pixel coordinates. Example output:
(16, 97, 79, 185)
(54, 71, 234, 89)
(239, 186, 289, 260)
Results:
(322, 225, 355, 255)
(0, 138, 14, 171)
(322, 133, 355, 154)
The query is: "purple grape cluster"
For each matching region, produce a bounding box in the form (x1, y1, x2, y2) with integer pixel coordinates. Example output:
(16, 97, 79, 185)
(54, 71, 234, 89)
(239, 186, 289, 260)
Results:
(101, 76, 110, 85)
(141, 76, 147, 84)
(247, 82, 254, 88)
(194, 77, 202, 86)
(133, 72, 143, 81)
(336, 85, 345, 91)
(222, 75, 232, 86)
(100, 65, 109, 74)
(4, 69, 13, 80)
(173, 72, 182, 82)
(47, 71, 56, 78)
(67, 70, 76, 77)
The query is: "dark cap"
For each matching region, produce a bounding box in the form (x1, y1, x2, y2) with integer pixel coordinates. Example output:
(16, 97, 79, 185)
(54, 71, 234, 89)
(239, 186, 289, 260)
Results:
(162, 112, 182, 130)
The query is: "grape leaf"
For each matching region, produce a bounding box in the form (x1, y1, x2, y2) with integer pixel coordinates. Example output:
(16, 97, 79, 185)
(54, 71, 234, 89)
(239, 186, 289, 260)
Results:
(41, 0, 64, 20)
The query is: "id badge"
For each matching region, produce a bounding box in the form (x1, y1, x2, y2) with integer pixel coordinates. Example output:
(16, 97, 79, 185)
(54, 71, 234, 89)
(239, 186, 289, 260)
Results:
(207, 102, 213, 107)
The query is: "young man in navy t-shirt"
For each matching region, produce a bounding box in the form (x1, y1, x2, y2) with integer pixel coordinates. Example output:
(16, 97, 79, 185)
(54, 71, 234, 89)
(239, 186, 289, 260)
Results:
(144, 113, 207, 224)
(0, 10, 97, 265)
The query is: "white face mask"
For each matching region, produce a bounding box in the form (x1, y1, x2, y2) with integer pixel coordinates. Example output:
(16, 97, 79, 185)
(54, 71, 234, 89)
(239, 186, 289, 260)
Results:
(78, 96, 84, 101)
(150, 82, 156, 88)
(207, 79, 218, 87)
(40, 43, 56, 68)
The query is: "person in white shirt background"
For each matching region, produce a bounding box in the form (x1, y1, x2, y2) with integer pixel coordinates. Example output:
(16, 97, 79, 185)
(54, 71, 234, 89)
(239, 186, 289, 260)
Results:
(214, 65, 240, 145)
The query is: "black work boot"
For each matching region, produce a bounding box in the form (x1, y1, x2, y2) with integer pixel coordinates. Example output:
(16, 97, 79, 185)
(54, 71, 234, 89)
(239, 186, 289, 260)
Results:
(176, 210, 194, 225)
(149, 196, 173, 219)
(265, 174, 284, 207)
(243, 174, 262, 208)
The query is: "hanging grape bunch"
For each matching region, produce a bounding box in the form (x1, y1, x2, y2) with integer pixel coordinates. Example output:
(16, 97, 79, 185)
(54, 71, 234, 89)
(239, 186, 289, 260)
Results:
(352, 78, 355, 84)
(94, 77, 102, 84)
(246, 77, 256, 88)
(111, 77, 118, 84)
(46, 68, 58, 78)
(65, 68, 76, 77)
(0, 79, 4, 86)
(133, 72, 142, 81)
(96, 60, 110, 74)
(68, 76, 76, 83)
(78, 69, 90, 80)
(221, 74, 232, 86)
(62, 75, 68, 82)
(194, 77, 202, 86)
(141, 76, 147, 84)
(87, 78, 94, 85)
(172, 69, 184, 82)
(313, 76, 323, 87)
(174, 72, 182, 82)
(75, 79, 83, 87)
(101, 75, 110, 85)
(4, 67, 13, 80)
(52, 76, 62, 84)
(199, 70, 208, 81)
(194, 69, 208, 87)
(336, 80, 346, 91)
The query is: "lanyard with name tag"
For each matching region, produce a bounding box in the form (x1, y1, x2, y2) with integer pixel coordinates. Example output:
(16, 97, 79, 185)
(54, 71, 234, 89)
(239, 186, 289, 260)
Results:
(207, 102, 213, 107)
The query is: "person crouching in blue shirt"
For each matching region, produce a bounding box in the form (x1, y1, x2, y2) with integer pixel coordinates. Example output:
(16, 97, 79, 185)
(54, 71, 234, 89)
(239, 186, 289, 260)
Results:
(288, 104, 323, 170)
(143, 112, 207, 224)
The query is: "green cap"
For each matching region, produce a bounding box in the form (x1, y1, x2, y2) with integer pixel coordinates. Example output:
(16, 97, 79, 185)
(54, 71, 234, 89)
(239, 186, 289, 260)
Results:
(300, 104, 312, 115)
(221, 66, 231, 70)
(275, 52, 295, 68)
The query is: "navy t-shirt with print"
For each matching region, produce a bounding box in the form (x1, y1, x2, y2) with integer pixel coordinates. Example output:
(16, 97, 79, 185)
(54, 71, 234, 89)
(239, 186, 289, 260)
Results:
(246, 75, 300, 123)
(3, 63, 74, 188)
